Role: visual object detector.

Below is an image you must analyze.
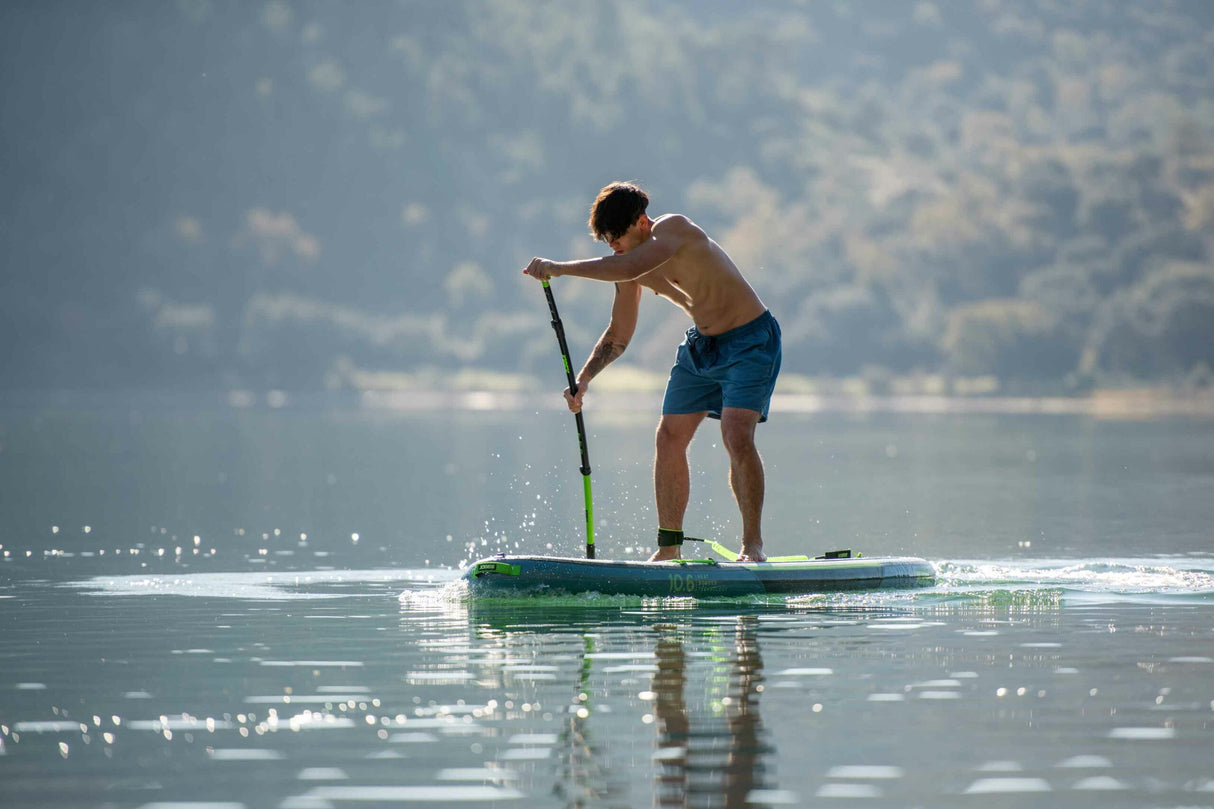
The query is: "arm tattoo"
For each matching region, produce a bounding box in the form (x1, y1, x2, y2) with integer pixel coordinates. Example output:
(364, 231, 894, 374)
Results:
(580, 330, 626, 383)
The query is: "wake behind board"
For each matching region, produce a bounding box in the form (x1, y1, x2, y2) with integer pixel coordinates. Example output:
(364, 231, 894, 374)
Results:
(464, 552, 935, 598)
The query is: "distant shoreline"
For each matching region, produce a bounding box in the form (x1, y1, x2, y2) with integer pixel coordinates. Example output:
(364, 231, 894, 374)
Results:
(3, 388, 1213, 420)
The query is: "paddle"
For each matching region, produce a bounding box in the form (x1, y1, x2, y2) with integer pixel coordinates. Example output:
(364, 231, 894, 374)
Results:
(683, 536, 811, 563)
(541, 280, 596, 559)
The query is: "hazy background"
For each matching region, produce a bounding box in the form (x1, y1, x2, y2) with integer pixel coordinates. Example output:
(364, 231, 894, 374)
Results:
(3, 0, 1214, 398)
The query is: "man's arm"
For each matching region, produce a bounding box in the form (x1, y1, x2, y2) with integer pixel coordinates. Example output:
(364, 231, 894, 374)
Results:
(565, 281, 642, 413)
(555, 237, 677, 283)
(524, 217, 690, 284)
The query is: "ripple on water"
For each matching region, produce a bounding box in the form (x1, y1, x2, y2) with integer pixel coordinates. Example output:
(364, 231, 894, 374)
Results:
(1056, 754, 1113, 768)
(295, 785, 526, 801)
(963, 777, 1051, 794)
(817, 783, 883, 798)
(207, 749, 285, 761)
(1107, 726, 1176, 740)
(297, 768, 349, 781)
(825, 765, 905, 779)
(1072, 775, 1129, 791)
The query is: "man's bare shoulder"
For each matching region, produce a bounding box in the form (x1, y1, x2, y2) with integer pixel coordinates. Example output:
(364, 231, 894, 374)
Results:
(651, 213, 707, 242)
(650, 212, 708, 247)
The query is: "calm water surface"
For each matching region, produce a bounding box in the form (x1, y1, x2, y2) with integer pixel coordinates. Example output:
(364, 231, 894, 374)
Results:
(1, 396, 1212, 808)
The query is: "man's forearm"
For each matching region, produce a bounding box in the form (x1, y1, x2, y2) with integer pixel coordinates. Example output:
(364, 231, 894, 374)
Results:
(557, 255, 646, 284)
(578, 329, 628, 384)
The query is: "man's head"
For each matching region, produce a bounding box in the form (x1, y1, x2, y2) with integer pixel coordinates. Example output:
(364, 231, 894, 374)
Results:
(588, 182, 649, 247)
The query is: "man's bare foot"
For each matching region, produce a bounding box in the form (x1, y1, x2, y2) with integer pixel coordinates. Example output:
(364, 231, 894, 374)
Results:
(736, 544, 766, 562)
(648, 547, 682, 562)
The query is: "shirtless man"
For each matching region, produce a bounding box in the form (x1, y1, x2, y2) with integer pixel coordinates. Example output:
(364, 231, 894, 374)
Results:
(523, 181, 781, 562)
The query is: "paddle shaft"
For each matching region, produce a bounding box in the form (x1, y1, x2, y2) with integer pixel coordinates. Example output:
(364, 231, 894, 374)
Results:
(542, 281, 595, 559)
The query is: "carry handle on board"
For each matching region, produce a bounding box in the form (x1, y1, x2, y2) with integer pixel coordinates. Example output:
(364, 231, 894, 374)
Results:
(542, 280, 595, 559)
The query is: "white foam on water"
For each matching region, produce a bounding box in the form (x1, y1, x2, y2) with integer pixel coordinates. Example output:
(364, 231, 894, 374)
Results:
(777, 667, 833, 676)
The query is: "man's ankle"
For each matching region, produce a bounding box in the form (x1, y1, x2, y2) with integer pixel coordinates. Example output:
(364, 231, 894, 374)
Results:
(648, 546, 683, 562)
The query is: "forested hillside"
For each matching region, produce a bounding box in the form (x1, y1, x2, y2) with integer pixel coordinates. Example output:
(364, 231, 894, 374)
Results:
(3, 0, 1213, 395)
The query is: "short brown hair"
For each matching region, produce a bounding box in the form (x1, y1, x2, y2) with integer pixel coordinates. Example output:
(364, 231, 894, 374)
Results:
(588, 181, 649, 242)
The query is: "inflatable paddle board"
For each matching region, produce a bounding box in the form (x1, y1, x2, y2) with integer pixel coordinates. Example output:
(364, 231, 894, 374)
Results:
(463, 551, 935, 597)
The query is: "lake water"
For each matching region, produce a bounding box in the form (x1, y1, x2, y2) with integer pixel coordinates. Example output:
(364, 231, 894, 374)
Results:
(2, 394, 1213, 808)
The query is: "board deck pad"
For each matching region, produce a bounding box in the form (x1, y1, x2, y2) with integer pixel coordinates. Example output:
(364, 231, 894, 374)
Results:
(463, 553, 935, 597)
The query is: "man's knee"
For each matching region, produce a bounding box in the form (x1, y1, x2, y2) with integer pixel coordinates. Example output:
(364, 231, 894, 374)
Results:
(719, 410, 760, 456)
(656, 414, 701, 454)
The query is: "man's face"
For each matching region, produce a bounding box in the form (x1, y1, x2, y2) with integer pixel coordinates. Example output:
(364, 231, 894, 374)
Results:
(607, 217, 647, 255)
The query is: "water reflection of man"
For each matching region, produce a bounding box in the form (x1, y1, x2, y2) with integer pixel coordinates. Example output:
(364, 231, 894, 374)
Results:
(651, 617, 773, 807)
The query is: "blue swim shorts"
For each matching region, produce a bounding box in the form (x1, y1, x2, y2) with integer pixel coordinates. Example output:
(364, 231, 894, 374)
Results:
(662, 310, 782, 422)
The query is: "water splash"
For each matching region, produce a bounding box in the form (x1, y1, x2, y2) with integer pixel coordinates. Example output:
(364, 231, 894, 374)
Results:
(934, 557, 1214, 604)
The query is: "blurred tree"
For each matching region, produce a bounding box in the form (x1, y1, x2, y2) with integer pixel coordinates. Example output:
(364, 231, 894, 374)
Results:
(1083, 262, 1214, 379)
(942, 299, 1075, 380)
